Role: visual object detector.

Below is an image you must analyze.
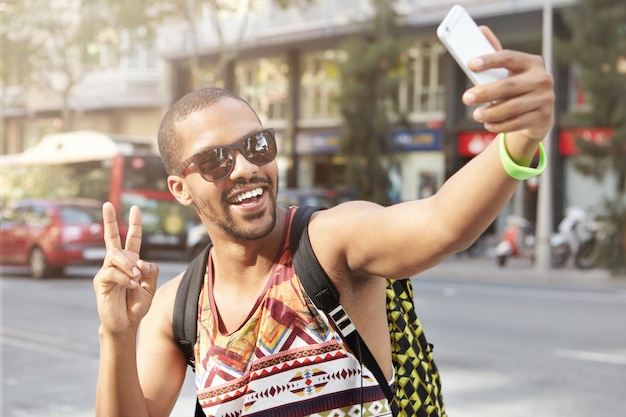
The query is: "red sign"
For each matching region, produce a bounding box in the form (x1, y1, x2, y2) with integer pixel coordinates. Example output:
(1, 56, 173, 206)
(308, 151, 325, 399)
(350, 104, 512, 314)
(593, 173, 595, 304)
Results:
(458, 131, 498, 157)
(559, 128, 615, 156)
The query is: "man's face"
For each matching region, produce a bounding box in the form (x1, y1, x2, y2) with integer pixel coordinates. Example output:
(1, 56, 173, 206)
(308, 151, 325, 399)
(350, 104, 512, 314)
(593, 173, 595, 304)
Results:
(174, 97, 278, 241)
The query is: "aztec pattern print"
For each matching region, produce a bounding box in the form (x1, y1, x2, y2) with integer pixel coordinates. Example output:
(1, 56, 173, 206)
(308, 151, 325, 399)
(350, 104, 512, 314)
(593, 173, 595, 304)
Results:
(194, 210, 392, 417)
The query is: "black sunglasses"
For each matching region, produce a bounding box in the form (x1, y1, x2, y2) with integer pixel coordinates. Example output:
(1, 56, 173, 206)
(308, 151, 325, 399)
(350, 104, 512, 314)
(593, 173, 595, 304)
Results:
(173, 128, 277, 182)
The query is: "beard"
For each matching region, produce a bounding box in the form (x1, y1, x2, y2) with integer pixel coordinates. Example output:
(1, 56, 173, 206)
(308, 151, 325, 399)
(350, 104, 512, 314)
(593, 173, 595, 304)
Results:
(195, 177, 278, 241)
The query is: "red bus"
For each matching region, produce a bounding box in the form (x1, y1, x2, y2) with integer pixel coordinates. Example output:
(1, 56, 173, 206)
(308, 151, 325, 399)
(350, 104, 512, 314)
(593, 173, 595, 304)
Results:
(0, 131, 197, 258)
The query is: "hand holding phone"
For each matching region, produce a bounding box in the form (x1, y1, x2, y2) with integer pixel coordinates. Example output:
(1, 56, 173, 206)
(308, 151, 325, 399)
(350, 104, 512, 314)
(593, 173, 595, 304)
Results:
(437, 5, 508, 86)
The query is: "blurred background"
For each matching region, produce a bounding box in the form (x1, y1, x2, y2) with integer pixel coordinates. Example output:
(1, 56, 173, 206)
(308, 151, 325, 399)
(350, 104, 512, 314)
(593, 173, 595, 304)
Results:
(1, 0, 625, 271)
(1, 0, 625, 416)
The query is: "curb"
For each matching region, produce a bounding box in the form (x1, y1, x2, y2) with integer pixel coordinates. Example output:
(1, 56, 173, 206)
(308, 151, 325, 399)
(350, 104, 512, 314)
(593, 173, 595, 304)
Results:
(414, 255, 626, 289)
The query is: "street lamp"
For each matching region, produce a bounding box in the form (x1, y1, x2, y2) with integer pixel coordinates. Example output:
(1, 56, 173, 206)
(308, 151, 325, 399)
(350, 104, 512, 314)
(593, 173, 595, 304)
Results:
(534, 0, 554, 272)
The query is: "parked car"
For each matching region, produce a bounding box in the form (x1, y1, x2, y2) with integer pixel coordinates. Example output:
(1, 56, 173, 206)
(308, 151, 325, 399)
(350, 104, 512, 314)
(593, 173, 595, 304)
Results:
(185, 188, 350, 260)
(0, 198, 111, 278)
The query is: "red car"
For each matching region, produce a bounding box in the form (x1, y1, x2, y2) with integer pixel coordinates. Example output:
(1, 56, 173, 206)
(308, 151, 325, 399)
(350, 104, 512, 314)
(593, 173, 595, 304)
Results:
(0, 198, 110, 278)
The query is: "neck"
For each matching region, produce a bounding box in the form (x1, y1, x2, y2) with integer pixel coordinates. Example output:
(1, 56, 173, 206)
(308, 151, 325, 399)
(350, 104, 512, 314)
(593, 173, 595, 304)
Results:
(210, 207, 287, 287)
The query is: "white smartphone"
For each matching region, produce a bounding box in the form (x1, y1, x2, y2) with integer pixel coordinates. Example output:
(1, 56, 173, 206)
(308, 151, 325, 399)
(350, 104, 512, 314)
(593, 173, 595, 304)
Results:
(437, 5, 508, 85)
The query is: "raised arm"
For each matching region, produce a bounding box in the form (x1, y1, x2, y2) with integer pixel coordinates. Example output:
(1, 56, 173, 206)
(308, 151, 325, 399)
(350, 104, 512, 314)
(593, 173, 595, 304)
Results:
(309, 27, 554, 280)
(93, 203, 185, 417)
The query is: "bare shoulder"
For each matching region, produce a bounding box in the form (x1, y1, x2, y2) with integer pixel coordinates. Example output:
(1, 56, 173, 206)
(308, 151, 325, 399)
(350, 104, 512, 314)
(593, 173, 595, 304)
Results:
(141, 271, 185, 338)
(309, 200, 381, 234)
(307, 198, 441, 280)
(306, 200, 381, 279)
(156, 272, 185, 301)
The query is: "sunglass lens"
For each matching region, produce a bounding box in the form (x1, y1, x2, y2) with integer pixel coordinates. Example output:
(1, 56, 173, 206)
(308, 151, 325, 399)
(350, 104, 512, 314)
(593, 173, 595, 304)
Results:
(246, 131, 276, 164)
(197, 147, 233, 181)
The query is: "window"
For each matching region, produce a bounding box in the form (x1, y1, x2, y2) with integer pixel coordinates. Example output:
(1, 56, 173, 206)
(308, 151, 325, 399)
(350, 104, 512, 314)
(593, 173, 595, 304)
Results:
(300, 50, 342, 120)
(397, 41, 446, 115)
(59, 206, 102, 225)
(235, 57, 289, 122)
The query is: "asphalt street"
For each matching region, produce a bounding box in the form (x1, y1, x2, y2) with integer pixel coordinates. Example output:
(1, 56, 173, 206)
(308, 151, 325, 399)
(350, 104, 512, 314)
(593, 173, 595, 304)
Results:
(1, 256, 625, 417)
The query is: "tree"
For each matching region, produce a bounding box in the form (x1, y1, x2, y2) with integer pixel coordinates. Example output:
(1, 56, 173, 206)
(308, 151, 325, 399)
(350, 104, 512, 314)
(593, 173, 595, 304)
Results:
(557, 0, 626, 272)
(117, 0, 314, 89)
(1, 0, 312, 134)
(1, 0, 154, 132)
(335, 0, 407, 204)
(0, 1, 35, 88)
(1, 1, 37, 145)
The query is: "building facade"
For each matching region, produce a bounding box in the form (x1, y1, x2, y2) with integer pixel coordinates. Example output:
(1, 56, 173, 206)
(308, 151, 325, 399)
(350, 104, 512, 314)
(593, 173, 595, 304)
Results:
(5, 0, 613, 230)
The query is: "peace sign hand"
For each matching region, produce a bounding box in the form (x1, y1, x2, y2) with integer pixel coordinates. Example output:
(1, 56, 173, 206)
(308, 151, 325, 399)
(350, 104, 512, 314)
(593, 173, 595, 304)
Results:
(93, 202, 159, 335)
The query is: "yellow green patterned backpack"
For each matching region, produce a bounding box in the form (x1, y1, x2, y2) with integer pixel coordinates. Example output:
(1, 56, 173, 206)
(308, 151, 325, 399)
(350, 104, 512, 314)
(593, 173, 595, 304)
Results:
(291, 206, 447, 417)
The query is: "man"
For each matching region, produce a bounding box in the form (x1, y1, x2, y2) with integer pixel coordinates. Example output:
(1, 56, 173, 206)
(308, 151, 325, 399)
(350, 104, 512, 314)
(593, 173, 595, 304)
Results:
(94, 26, 554, 417)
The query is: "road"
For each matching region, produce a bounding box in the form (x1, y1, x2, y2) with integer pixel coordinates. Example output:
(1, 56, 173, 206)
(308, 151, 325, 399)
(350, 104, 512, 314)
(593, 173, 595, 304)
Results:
(2, 260, 626, 417)
(410, 268, 626, 417)
(1, 262, 197, 417)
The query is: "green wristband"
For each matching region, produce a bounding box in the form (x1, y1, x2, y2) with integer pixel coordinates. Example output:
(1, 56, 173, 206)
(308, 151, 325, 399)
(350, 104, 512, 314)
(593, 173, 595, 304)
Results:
(499, 133, 546, 180)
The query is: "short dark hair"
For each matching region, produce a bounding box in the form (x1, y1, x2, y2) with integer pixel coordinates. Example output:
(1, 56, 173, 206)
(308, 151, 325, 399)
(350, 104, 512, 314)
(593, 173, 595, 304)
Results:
(157, 87, 258, 174)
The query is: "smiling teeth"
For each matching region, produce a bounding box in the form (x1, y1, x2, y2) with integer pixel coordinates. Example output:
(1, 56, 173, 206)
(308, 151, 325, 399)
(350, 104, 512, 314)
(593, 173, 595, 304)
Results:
(233, 187, 264, 203)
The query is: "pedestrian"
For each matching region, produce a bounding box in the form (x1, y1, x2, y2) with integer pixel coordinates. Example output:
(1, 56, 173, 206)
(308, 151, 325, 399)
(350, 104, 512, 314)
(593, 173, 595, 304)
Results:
(93, 26, 554, 417)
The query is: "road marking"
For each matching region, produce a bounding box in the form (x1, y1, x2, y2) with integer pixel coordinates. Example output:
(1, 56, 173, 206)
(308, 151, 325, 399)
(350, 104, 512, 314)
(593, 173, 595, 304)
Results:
(1, 326, 66, 345)
(553, 348, 626, 366)
(0, 326, 97, 362)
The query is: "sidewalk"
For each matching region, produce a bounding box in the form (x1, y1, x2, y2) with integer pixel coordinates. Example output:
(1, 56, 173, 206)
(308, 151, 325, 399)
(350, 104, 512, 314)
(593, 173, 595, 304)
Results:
(415, 254, 626, 289)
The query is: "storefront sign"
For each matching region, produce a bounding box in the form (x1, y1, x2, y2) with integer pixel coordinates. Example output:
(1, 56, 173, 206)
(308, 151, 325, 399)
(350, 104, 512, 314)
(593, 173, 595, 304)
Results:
(297, 128, 442, 154)
(458, 131, 498, 157)
(296, 132, 341, 154)
(559, 127, 615, 156)
(392, 128, 441, 151)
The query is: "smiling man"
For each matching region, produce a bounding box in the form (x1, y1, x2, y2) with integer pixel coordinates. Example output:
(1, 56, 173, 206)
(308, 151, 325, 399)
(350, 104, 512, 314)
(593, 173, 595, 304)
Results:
(93, 26, 554, 417)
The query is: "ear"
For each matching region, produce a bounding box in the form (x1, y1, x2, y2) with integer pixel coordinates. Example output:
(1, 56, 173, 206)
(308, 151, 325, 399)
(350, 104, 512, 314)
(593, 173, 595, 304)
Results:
(167, 175, 194, 206)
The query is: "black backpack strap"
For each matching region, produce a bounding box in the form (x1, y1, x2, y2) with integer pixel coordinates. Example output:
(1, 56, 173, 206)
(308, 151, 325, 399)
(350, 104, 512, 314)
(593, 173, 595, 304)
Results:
(173, 243, 212, 371)
(173, 243, 212, 417)
(290, 206, 394, 402)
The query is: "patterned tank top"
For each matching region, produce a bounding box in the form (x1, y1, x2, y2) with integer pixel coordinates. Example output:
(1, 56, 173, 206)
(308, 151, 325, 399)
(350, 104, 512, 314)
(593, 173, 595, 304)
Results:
(193, 207, 391, 417)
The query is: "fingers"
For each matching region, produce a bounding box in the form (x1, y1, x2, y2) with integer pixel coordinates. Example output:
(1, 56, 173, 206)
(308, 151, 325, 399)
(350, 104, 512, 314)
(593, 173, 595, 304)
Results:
(103, 202, 122, 251)
(103, 202, 143, 254)
(124, 205, 143, 255)
(96, 256, 160, 293)
(472, 49, 547, 84)
(95, 260, 141, 291)
(101, 203, 143, 284)
(468, 67, 554, 137)
(459, 41, 554, 140)
(479, 26, 502, 51)
(136, 260, 159, 292)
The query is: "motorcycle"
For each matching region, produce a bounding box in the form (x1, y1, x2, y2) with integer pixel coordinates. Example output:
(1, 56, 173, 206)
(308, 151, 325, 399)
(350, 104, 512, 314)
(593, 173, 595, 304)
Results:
(494, 215, 535, 267)
(550, 207, 598, 269)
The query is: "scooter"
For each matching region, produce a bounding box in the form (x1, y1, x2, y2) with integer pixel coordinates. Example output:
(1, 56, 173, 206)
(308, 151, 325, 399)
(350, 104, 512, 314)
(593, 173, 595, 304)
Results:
(550, 206, 604, 269)
(494, 215, 535, 267)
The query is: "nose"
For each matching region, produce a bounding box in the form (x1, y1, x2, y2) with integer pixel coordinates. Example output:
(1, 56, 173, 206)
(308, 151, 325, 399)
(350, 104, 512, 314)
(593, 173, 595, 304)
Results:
(228, 151, 257, 179)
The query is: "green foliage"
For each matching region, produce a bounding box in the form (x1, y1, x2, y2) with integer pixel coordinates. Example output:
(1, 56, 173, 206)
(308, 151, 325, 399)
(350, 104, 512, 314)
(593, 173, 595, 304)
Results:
(603, 200, 626, 275)
(557, 0, 626, 193)
(0, 0, 309, 127)
(1, 0, 157, 129)
(1, 0, 39, 86)
(271, 0, 315, 8)
(557, 0, 626, 273)
(335, 0, 407, 204)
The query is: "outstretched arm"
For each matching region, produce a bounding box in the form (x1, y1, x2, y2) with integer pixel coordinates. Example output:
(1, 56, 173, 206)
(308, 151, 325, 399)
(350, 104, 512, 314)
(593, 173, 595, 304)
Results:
(310, 27, 554, 280)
